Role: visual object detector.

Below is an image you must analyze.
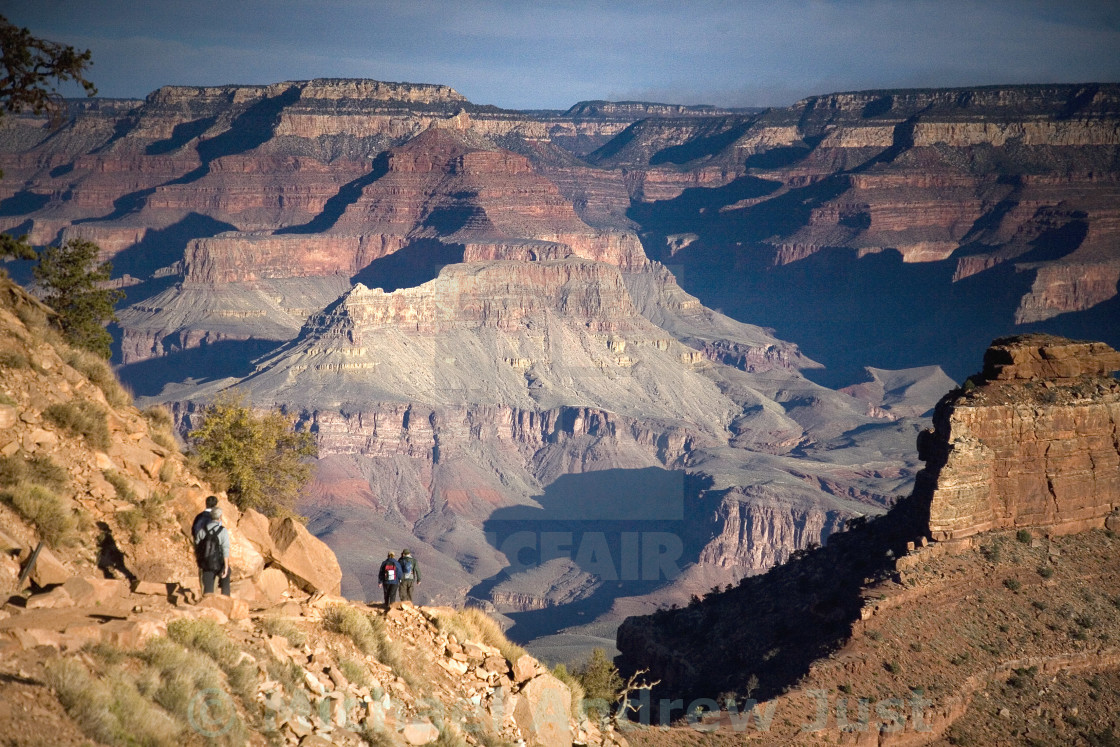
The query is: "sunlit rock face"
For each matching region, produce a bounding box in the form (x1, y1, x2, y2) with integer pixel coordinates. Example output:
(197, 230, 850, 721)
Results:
(914, 334, 1120, 540)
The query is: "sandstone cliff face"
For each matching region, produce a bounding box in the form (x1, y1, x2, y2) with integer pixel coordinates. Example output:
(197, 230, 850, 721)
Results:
(914, 335, 1120, 540)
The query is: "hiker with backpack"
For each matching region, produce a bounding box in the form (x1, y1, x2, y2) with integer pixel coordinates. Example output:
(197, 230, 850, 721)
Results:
(194, 507, 231, 596)
(398, 549, 421, 603)
(191, 495, 219, 592)
(378, 551, 402, 609)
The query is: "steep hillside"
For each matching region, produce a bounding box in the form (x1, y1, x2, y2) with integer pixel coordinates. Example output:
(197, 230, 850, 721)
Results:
(615, 335, 1120, 743)
(0, 274, 620, 747)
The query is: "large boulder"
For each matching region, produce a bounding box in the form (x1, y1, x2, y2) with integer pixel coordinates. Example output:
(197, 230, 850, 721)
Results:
(237, 508, 276, 559)
(513, 673, 572, 747)
(268, 517, 342, 595)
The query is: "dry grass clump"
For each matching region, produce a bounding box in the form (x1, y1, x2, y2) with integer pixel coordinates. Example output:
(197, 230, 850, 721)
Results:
(168, 618, 258, 703)
(323, 602, 381, 656)
(0, 453, 69, 491)
(323, 603, 416, 685)
(0, 349, 28, 369)
(43, 400, 110, 451)
(259, 615, 307, 648)
(61, 346, 131, 409)
(45, 656, 182, 746)
(337, 656, 371, 689)
(437, 607, 528, 664)
(139, 635, 248, 742)
(142, 405, 180, 453)
(550, 662, 587, 719)
(1, 482, 76, 546)
(103, 469, 138, 503)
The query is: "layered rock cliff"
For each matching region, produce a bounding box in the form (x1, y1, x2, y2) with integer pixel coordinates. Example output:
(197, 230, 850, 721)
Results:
(915, 334, 1120, 540)
(615, 335, 1120, 741)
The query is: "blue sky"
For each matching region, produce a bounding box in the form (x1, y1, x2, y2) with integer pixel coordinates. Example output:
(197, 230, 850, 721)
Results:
(5, 0, 1120, 109)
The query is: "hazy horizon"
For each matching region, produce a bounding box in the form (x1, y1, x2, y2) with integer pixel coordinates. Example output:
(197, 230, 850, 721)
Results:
(4, 0, 1120, 110)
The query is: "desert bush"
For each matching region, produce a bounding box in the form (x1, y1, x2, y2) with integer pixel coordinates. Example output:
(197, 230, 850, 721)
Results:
(1016, 529, 1032, 544)
(139, 636, 246, 742)
(884, 660, 901, 674)
(576, 647, 622, 718)
(1004, 579, 1022, 592)
(167, 617, 240, 669)
(158, 459, 177, 482)
(2, 481, 75, 546)
(43, 400, 110, 451)
(1038, 565, 1054, 579)
(117, 508, 143, 543)
(61, 345, 131, 408)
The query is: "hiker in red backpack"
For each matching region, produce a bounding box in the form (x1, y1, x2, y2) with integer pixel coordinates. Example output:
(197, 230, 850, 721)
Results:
(378, 552, 402, 609)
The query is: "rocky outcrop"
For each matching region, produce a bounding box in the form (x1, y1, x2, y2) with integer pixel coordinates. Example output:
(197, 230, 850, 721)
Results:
(915, 335, 1120, 540)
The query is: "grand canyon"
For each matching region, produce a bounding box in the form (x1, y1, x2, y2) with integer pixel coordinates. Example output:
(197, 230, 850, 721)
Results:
(1, 79, 1117, 668)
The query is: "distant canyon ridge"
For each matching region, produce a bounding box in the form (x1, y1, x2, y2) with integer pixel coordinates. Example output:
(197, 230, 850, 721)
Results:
(0, 79, 1116, 658)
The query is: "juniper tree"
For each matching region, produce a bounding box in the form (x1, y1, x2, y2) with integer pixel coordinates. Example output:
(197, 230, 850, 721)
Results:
(33, 238, 124, 358)
(188, 390, 318, 517)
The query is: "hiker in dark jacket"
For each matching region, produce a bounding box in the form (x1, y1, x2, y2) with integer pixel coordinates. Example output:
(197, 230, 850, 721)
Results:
(378, 552, 402, 609)
(194, 507, 231, 596)
(398, 549, 421, 603)
(191, 495, 220, 591)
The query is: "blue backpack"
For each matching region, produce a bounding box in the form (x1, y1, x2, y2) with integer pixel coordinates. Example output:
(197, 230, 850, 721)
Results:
(400, 556, 414, 579)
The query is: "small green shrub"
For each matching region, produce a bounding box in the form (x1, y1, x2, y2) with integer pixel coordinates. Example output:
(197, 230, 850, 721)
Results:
(1004, 579, 1022, 592)
(2, 482, 75, 546)
(167, 618, 240, 669)
(1008, 666, 1037, 689)
(1038, 565, 1054, 579)
(885, 660, 901, 674)
(981, 542, 1001, 563)
(142, 405, 174, 431)
(1016, 529, 1032, 544)
(43, 400, 110, 451)
(551, 663, 586, 719)
(866, 629, 883, 641)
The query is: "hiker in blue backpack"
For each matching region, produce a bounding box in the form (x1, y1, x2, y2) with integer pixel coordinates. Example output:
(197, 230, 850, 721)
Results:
(378, 551, 402, 609)
(194, 507, 231, 596)
(398, 549, 421, 603)
(191, 495, 220, 592)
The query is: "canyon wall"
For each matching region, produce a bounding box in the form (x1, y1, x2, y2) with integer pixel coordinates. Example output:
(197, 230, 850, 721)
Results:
(914, 334, 1120, 540)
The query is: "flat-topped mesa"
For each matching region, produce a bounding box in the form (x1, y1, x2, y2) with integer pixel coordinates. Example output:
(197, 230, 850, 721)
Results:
(914, 335, 1120, 541)
(146, 78, 466, 108)
(981, 333, 1120, 381)
(309, 259, 644, 337)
